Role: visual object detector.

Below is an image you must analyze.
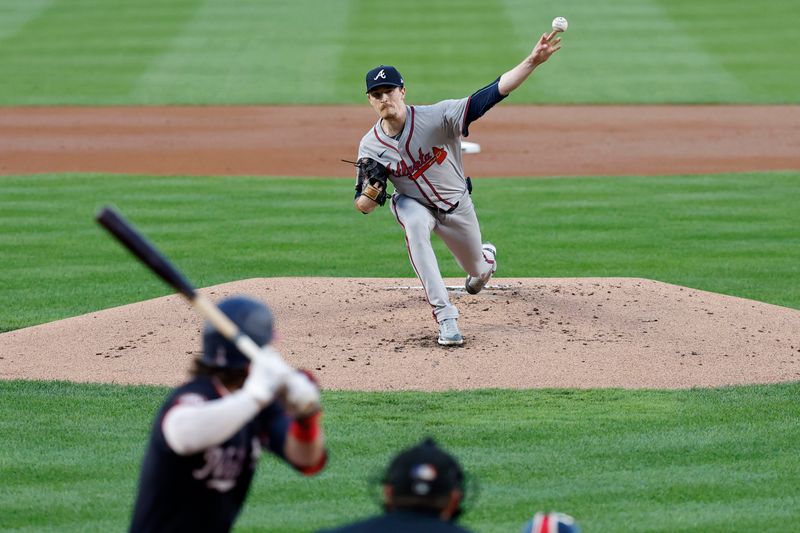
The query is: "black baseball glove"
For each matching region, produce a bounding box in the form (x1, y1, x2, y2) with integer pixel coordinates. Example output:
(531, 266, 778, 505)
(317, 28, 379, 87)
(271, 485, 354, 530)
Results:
(355, 157, 389, 206)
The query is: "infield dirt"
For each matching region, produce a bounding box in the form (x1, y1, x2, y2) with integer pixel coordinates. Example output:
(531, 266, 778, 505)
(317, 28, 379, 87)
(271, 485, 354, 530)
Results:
(2, 105, 800, 178)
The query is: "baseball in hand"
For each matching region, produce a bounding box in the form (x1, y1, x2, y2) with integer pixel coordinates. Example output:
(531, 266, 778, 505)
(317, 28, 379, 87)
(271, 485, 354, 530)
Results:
(552, 16, 568, 32)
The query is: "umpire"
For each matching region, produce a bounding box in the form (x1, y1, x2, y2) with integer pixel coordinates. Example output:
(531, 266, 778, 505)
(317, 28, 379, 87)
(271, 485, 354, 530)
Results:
(319, 438, 473, 533)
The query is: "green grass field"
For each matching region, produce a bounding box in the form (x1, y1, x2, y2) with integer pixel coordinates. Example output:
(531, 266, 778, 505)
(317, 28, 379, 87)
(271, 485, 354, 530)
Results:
(2, 381, 799, 532)
(1, 0, 798, 105)
(1, 172, 798, 332)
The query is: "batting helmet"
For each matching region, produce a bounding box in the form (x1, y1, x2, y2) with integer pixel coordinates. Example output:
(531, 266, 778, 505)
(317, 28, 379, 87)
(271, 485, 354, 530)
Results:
(201, 296, 274, 369)
(521, 512, 581, 533)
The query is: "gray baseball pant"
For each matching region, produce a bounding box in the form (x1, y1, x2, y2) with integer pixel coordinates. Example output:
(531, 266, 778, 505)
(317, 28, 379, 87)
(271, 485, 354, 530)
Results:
(390, 191, 493, 322)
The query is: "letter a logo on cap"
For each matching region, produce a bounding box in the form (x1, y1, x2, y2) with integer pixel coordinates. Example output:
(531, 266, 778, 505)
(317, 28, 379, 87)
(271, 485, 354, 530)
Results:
(366, 66, 404, 93)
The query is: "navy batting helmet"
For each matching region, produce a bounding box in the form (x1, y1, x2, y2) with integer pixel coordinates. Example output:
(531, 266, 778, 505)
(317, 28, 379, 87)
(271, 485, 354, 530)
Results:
(201, 296, 274, 369)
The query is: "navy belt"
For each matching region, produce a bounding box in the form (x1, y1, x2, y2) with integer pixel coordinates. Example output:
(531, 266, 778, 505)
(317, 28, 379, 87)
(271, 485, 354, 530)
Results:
(429, 202, 459, 215)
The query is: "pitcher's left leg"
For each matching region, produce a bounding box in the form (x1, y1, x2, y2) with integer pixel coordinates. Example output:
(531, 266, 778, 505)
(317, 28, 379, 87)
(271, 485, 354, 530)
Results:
(391, 194, 459, 322)
(434, 195, 497, 293)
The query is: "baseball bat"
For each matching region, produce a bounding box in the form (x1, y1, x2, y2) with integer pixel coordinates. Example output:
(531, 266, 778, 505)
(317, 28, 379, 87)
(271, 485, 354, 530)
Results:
(95, 205, 264, 361)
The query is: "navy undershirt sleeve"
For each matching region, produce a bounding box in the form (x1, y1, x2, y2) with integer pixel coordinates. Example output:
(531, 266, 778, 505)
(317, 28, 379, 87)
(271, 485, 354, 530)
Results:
(463, 77, 507, 137)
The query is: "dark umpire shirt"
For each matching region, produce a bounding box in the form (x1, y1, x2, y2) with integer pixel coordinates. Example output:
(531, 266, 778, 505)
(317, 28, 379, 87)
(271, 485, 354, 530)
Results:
(318, 510, 475, 533)
(129, 375, 292, 533)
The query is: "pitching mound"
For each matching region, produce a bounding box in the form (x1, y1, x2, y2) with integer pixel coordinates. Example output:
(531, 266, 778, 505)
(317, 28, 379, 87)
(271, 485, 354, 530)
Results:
(1, 278, 798, 391)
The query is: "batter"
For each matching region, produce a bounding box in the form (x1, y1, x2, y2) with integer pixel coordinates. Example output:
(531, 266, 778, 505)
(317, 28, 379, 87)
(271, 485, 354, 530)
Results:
(129, 297, 326, 532)
(354, 31, 562, 345)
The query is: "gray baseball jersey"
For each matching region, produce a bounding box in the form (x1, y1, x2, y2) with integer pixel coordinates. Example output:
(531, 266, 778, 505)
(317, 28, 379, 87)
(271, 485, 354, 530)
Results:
(357, 100, 495, 323)
(358, 99, 470, 211)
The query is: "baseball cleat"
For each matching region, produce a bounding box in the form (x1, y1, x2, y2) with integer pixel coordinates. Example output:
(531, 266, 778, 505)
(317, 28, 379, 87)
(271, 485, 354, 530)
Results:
(465, 243, 497, 295)
(437, 318, 463, 346)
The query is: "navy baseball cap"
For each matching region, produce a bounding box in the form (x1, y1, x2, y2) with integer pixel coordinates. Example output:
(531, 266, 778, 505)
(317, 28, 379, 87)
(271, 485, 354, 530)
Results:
(366, 65, 404, 93)
(383, 438, 463, 498)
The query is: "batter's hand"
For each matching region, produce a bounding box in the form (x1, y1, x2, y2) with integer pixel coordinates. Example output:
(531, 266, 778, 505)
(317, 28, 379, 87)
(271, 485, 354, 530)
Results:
(243, 346, 292, 407)
(530, 31, 561, 66)
(283, 370, 321, 419)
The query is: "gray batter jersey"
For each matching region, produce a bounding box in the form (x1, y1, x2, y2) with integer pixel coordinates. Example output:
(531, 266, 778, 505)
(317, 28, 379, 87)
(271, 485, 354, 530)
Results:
(357, 99, 470, 211)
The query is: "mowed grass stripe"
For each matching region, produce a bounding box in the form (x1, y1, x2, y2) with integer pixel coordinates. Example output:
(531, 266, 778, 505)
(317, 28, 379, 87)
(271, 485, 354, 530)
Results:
(0, 0, 798, 104)
(0, 0, 51, 41)
(655, 0, 800, 101)
(0, 0, 202, 104)
(337, 0, 521, 103)
(1, 172, 798, 332)
(130, 1, 350, 105)
(1, 381, 798, 532)
(500, 0, 753, 104)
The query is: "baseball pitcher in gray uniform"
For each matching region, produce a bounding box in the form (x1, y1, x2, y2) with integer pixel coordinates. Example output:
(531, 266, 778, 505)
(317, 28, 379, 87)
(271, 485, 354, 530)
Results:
(354, 31, 562, 345)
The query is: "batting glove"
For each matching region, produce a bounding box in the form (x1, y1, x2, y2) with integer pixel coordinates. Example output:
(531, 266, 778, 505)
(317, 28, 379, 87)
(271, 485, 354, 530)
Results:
(243, 346, 292, 407)
(284, 370, 321, 419)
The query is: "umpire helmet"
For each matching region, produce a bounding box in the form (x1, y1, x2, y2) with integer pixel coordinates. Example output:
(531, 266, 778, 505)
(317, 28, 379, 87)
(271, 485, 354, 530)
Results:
(382, 437, 465, 516)
(201, 296, 274, 369)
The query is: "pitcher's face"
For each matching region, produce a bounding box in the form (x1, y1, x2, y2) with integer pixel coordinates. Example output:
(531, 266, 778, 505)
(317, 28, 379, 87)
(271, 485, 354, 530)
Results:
(368, 86, 406, 120)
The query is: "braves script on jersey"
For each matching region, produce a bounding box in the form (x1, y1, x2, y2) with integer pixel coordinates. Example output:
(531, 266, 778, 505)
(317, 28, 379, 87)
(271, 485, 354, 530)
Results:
(358, 99, 469, 212)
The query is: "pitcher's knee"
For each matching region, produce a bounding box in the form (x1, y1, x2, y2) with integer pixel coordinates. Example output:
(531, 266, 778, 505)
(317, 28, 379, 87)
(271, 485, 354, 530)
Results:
(404, 221, 431, 242)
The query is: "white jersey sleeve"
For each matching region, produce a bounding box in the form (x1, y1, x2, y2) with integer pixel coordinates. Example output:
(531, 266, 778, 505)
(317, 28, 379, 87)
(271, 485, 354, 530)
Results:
(162, 390, 261, 455)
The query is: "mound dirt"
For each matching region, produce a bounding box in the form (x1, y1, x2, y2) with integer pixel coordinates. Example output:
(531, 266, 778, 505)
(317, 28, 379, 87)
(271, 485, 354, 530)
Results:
(1, 278, 798, 390)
